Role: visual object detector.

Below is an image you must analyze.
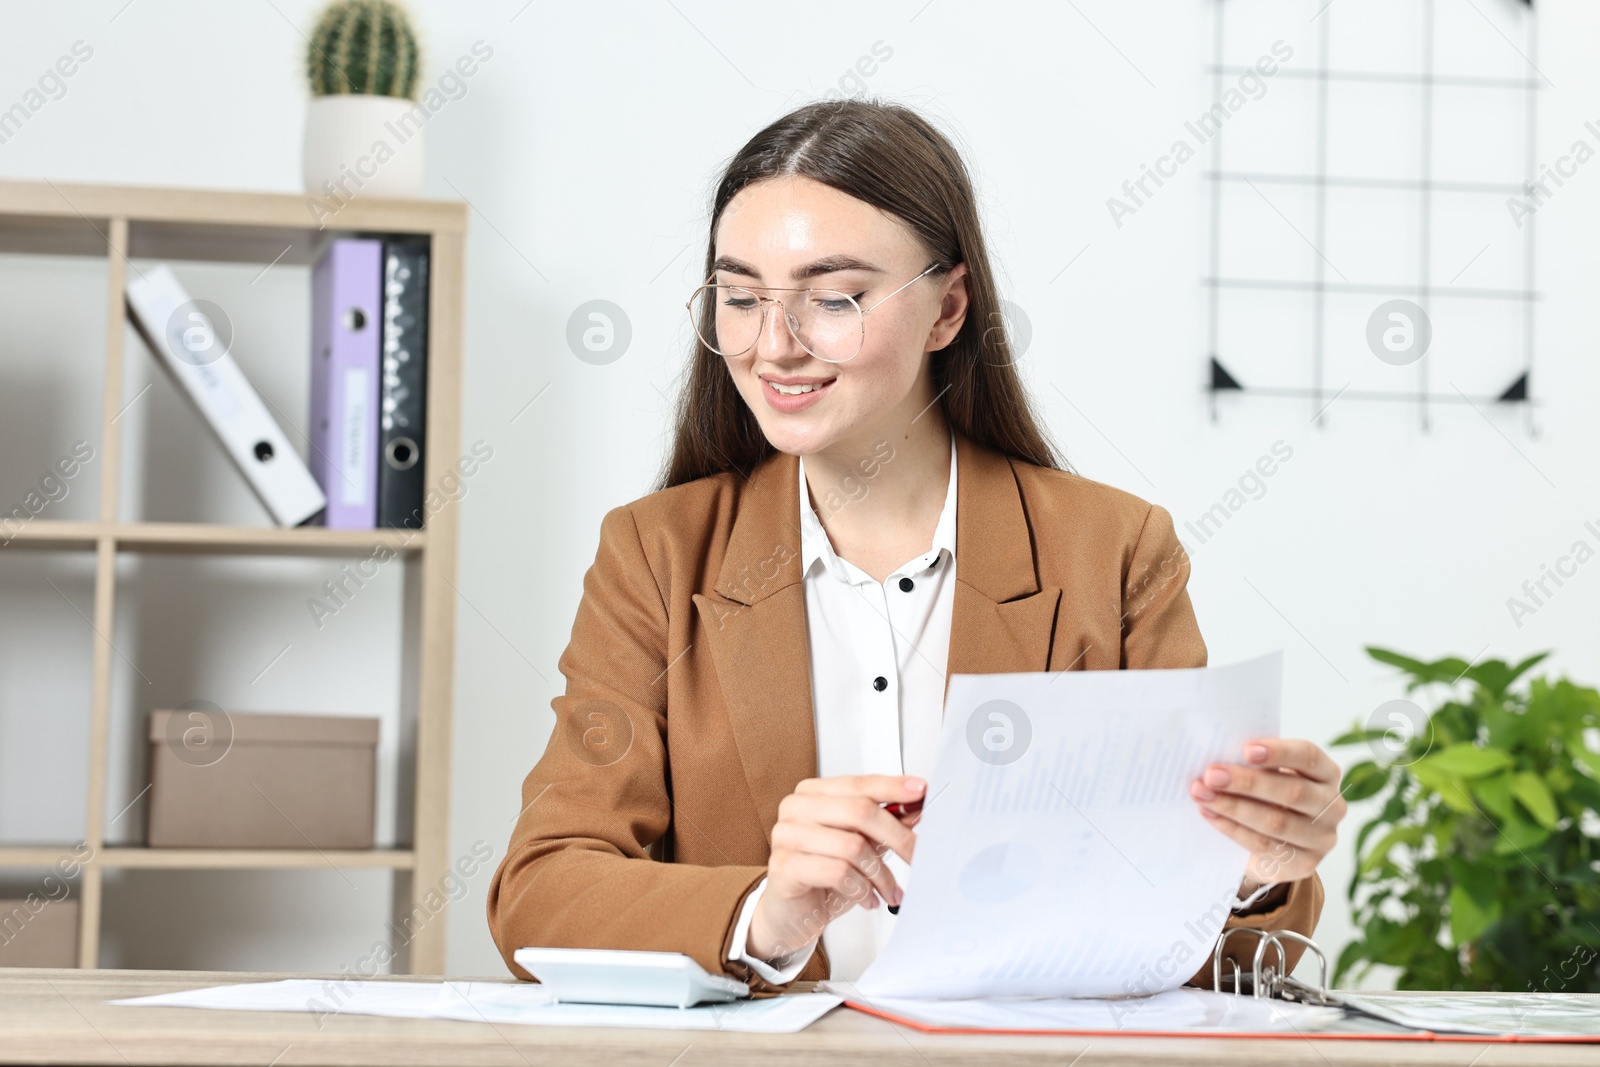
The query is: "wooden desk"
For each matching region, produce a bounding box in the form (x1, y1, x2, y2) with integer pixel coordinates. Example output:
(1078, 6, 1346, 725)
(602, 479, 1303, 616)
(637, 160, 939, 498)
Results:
(1, 969, 1593, 1066)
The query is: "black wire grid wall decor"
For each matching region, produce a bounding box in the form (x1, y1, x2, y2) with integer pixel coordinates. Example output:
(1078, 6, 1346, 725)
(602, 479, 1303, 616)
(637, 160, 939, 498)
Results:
(1203, 0, 1541, 434)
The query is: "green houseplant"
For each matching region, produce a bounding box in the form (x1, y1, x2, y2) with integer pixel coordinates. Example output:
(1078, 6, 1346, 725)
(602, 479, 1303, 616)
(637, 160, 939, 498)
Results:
(1332, 647, 1600, 992)
(301, 0, 425, 198)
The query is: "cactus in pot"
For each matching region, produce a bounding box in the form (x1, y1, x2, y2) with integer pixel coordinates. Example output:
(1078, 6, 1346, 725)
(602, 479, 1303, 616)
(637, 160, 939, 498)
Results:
(307, 0, 420, 100)
(301, 0, 427, 198)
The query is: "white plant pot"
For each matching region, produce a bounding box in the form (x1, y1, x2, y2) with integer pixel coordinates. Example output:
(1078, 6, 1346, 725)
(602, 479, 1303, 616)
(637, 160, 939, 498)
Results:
(302, 94, 426, 200)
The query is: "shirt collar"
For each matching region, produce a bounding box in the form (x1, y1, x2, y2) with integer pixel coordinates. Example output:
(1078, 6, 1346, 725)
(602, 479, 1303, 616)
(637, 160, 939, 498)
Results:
(798, 433, 958, 584)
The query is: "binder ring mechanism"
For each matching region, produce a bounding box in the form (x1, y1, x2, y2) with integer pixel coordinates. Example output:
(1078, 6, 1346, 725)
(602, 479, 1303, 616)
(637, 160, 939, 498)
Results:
(1212, 928, 1336, 1006)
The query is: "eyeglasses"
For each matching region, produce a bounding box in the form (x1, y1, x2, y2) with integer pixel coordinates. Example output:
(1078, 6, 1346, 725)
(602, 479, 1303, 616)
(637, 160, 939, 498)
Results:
(686, 263, 939, 364)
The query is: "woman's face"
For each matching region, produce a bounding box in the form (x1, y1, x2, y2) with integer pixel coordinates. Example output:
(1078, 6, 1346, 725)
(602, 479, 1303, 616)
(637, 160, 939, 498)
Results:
(709, 175, 968, 459)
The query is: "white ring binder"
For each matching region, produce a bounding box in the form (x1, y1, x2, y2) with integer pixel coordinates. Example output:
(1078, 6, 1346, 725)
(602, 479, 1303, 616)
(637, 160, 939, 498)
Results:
(1212, 927, 1336, 1007)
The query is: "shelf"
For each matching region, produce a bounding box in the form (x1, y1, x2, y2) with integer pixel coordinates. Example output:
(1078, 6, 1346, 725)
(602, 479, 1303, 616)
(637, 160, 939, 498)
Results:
(0, 213, 109, 257)
(0, 177, 464, 972)
(0, 180, 466, 263)
(0, 520, 101, 551)
(4, 520, 425, 557)
(0, 846, 89, 869)
(100, 848, 415, 871)
(0, 846, 414, 870)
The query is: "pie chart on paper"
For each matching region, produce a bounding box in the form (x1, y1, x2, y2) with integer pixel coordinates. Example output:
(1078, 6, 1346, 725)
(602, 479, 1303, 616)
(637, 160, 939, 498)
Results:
(958, 841, 1043, 903)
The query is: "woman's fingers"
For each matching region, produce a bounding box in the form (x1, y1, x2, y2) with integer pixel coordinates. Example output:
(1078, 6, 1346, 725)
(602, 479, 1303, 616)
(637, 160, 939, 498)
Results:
(1197, 789, 1337, 854)
(1189, 739, 1347, 894)
(1198, 807, 1316, 883)
(775, 851, 885, 910)
(1190, 739, 1348, 828)
(778, 791, 918, 863)
(752, 850, 886, 959)
(1190, 764, 1333, 819)
(1238, 738, 1341, 783)
(795, 774, 926, 802)
(755, 776, 931, 960)
(770, 823, 902, 906)
(1199, 807, 1312, 882)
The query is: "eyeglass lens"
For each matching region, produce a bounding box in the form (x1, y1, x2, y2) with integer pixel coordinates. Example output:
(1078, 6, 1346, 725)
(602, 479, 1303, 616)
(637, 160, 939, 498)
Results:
(691, 286, 865, 363)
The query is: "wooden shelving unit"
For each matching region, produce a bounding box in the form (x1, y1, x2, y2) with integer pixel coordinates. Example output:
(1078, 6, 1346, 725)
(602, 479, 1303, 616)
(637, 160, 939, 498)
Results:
(0, 180, 466, 973)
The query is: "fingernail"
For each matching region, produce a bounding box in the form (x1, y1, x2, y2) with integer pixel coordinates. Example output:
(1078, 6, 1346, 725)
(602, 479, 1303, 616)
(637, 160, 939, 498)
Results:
(1192, 780, 1216, 801)
(1204, 766, 1230, 788)
(906, 777, 926, 794)
(1245, 744, 1268, 763)
(887, 904, 900, 915)
(1200, 807, 1218, 818)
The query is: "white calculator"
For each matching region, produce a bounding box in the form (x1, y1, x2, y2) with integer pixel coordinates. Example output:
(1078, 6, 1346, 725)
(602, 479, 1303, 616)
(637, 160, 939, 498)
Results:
(513, 947, 752, 1009)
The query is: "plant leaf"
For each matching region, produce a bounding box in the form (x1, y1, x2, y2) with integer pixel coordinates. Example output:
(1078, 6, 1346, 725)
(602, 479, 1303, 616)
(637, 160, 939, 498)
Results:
(1358, 824, 1426, 876)
(1567, 736, 1600, 780)
(1566, 772, 1600, 818)
(1365, 646, 1463, 689)
(1464, 659, 1521, 700)
(1419, 743, 1514, 779)
(1331, 726, 1389, 747)
(1341, 761, 1391, 803)
(1505, 651, 1553, 687)
(1448, 882, 1498, 944)
(1410, 761, 1479, 815)
(1446, 859, 1501, 952)
(1332, 938, 1369, 987)
(1472, 772, 1517, 823)
(1491, 809, 1551, 856)
(1481, 700, 1525, 751)
(1510, 771, 1560, 830)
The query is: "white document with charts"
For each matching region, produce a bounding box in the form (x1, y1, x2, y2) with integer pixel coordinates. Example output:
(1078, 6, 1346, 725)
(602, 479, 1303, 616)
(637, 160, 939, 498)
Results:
(853, 650, 1283, 1000)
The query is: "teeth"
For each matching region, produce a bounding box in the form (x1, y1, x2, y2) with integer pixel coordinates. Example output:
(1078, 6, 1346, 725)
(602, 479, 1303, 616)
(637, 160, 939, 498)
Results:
(768, 380, 825, 396)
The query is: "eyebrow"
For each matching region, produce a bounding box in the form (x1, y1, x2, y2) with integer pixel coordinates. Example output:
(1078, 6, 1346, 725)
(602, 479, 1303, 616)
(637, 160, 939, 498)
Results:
(709, 254, 884, 284)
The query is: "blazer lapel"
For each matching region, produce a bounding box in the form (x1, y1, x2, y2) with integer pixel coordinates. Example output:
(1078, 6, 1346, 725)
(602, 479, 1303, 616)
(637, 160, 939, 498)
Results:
(946, 432, 1062, 686)
(694, 449, 816, 845)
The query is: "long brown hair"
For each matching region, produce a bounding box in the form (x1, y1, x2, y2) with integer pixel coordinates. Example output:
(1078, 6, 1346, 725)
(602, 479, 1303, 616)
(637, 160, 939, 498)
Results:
(657, 97, 1067, 490)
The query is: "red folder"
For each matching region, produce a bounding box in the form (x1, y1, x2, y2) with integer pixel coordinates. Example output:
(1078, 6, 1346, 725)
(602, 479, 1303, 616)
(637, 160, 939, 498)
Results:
(844, 998, 1600, 1043)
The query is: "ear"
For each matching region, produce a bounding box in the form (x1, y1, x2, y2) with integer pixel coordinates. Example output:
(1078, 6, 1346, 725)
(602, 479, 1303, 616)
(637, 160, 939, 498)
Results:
(926, 263, 971, 353)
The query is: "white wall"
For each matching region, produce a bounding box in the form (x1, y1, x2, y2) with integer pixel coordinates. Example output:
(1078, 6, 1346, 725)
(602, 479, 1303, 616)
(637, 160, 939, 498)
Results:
(1, 0, 1595, 981)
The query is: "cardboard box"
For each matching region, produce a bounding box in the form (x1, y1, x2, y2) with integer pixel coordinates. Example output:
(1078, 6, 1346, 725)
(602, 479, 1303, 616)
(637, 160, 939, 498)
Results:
(0, 899, 78, 968)
(147, 711, 378, 849)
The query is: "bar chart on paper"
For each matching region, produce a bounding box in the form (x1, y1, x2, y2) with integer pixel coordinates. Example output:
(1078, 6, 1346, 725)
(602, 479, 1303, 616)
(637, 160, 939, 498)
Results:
(968, 711, 1266, 816)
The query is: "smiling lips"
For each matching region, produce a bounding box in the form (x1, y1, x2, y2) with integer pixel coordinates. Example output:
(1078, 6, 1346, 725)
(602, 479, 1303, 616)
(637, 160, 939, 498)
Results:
(759, 373, 836, 412)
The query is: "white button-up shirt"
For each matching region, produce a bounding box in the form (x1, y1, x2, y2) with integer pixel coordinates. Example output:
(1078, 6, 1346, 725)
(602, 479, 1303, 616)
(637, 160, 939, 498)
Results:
(725, 434, 1276, 984)
(728, 434, 958, 983)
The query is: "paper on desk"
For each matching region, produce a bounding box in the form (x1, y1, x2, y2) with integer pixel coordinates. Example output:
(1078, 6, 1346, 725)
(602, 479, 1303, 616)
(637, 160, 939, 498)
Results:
(112, 979, 459, 1020)
(431, 982, 841, 1032)
(835, 985, 1344, 1034)
(112, 979, 842, 1033)
(1336, 992, 1600, 1037)
(855, 650, 1282, 1000)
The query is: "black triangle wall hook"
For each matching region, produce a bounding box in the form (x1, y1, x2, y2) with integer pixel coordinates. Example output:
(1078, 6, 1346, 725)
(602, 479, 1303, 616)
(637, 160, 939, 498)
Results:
(1496, 371, 1529, 402)
(1209, 356, 1243, 392)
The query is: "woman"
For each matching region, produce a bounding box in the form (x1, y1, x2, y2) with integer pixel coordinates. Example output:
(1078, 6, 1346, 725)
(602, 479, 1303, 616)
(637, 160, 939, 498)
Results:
(487, 99, 1346, 991)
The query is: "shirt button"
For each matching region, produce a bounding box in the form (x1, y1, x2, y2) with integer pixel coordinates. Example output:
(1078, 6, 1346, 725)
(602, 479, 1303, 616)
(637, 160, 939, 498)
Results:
(898, 577, 914, 592)
(872, 676, 888, 692)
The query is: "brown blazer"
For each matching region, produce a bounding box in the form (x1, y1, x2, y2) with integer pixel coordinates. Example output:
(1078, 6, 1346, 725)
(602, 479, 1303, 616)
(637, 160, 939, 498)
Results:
(487, 429, 1324, 991)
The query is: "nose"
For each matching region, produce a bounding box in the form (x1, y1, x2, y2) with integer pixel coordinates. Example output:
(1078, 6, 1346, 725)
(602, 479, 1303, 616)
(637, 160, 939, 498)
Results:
(754, 295, 808, 363)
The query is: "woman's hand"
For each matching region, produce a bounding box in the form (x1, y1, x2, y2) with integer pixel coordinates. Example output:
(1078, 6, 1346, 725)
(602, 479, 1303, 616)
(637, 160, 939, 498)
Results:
(747, 774, 924, 962)
(1188, 738, 1346, 895)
